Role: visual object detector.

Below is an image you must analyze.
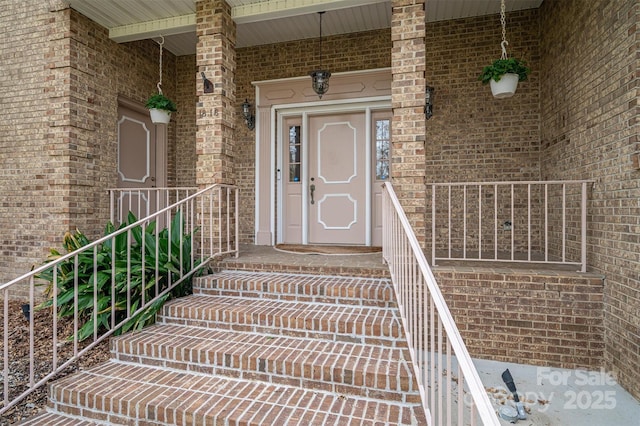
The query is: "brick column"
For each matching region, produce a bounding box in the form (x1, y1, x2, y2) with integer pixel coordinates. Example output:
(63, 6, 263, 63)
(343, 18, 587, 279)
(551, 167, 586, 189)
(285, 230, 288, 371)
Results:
(46, 2, 101, 235)
(391, 0, 426, 244)
(195, 0, 236, 187)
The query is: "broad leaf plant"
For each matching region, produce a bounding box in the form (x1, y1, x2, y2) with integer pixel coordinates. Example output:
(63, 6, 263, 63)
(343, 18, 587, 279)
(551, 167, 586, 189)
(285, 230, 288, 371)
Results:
(36, 212, 201, 341)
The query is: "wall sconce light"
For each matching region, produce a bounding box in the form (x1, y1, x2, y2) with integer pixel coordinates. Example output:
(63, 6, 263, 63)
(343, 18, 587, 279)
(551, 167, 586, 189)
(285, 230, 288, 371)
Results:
(242, 99, 255, 130)
(201, 72, 213, 94)
(425, 85, 434, 119)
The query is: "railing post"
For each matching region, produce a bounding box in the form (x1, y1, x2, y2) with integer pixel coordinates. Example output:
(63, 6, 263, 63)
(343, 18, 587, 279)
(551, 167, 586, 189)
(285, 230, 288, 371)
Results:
(431, 184, 436, 266)
(235, 187, 240, 258)
(109, 189, 114, 225)
(581, 181, 588, 272)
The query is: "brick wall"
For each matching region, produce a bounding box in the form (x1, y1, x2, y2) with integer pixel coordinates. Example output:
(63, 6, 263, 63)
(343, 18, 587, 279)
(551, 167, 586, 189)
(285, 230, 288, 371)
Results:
(176, 55, 197, 187)
(424, 9, 543, 258)
(0, 1, 56, 287)
(425, 9, 540, 183)
(434, 268, 604, 370)
(0, 2, 177, 294)
(539, 0, 640, 399)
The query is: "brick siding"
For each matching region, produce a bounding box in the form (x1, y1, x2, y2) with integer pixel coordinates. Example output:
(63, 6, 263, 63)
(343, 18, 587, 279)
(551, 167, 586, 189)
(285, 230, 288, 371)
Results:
(434, 268, 604, 369)
(539, 0, 640, 399)
(424, 9, 542, 258)
(0, 0, 638, 402)
(0, 2, 178, 295)
(175, 55, 197, 187)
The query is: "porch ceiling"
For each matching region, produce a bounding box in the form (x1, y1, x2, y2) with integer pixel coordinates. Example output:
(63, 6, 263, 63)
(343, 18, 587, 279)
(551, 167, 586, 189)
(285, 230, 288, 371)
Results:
(67, 0, 543, 55)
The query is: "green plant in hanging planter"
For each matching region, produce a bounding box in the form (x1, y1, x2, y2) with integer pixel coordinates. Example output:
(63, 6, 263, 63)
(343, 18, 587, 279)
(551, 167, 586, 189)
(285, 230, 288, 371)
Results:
(145, 93, 177, 112)
(478, 57, 530, 84)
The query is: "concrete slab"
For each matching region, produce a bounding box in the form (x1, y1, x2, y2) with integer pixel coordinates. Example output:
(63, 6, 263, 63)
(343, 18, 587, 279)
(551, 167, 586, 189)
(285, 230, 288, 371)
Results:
(474, 358, 640, 426)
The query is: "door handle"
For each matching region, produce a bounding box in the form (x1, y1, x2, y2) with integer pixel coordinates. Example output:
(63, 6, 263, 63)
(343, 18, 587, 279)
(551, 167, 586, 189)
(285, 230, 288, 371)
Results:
(310, 183, 316, 204)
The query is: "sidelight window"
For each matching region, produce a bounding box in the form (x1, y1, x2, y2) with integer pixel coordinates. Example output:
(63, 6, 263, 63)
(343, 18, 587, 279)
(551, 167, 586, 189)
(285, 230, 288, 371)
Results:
(375, 119, 390, 181)
(289, 125, 301, 182)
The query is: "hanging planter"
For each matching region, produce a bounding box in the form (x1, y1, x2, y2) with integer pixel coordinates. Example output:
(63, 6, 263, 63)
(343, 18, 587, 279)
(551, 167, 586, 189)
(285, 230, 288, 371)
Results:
(145, 93, 176, 124)
(478, 0, 531, 98)
(480, 59, 530, 98)
(145, 36, 177, 124)
(149, 108, 172, 124)
(489, 72, 519, 98)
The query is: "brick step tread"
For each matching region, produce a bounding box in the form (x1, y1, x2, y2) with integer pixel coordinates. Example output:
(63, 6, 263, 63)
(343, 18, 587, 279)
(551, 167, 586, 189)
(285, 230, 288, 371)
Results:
(195, 271, 395, 307)
(159, 295, 404, 346)
(112, 324, 418, 397)
(50, 362, 425, 425)
(20, 412, 101, 425)
(219, 262, 390, 279)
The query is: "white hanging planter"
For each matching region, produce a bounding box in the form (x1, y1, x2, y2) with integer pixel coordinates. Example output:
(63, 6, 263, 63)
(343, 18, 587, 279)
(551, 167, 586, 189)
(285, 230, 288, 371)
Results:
(149, 108, 171, 124)
(490, 73, 519, 99)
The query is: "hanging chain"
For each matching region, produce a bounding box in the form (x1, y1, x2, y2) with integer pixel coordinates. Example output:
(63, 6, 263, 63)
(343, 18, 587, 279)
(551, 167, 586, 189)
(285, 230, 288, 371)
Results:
(157, 36, 164, 94)
(500, 0, 508, 59)
(319, 11, 324, 68)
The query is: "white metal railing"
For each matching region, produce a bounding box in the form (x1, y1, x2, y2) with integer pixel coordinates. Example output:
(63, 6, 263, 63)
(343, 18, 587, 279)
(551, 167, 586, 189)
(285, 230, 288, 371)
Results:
(0, 184, 238, 416)
(430, 180, 593, 272)
(109, 187, 199, 226)
(382, 182, 499, 426)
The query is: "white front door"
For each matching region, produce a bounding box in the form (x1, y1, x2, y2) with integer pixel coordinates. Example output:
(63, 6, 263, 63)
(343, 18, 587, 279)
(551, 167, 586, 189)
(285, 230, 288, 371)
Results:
(308, 113, 366, 244)
(279, 108, 391, 246)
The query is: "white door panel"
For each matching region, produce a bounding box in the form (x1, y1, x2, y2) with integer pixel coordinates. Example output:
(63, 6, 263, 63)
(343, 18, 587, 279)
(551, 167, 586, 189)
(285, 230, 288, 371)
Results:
(309, 113, 366, 244)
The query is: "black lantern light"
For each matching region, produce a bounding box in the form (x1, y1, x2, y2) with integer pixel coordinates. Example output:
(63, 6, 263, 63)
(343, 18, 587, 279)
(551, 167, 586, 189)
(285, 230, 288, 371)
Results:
(425, 85, 435, 119)
(309, 11, 331, 99)
(242, 99, 255, 130)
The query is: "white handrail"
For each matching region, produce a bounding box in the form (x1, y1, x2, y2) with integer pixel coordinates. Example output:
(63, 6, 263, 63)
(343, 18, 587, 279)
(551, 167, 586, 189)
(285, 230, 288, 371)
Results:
(383, 182, 499, 426)
(1, 183, 239, 415)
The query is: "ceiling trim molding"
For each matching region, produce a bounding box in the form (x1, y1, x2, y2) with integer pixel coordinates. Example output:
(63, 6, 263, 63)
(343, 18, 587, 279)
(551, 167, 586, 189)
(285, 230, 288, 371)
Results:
(232, 0, 388, 24)
(110, 14, 196, 43)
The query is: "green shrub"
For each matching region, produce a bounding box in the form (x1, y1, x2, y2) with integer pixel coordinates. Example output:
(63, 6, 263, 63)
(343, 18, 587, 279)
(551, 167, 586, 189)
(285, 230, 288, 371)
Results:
(37, 211, 201, 341)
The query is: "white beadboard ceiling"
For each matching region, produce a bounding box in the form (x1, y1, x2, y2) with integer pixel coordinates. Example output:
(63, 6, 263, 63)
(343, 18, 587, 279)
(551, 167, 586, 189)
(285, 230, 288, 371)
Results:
(67, 0, 543, 55)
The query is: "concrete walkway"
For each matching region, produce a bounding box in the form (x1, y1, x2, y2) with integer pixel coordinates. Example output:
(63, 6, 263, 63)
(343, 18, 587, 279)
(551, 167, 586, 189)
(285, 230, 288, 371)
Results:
(474, 358, 640, 426)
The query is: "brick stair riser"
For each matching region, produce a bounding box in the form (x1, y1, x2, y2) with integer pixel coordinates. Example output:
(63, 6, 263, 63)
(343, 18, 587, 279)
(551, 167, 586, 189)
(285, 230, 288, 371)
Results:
(113, 353, 420, 404)
(49, 389, 422, 426)
(47, 364, 425, 425)
(110, 331, 419, 401)
(194, 274, 397, 308)
(158, 303, 406, 349)
(219, 263, 390, 279)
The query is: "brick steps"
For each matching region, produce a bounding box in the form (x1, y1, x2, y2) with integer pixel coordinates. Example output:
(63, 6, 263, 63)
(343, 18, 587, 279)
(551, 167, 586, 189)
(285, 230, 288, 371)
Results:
(24, 271, 425, 425)
(112, 324, 417, 400)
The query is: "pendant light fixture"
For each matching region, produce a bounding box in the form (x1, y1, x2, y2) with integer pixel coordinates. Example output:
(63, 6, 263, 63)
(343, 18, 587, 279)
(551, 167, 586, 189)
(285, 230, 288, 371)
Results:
(309, 11, 331, 99)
